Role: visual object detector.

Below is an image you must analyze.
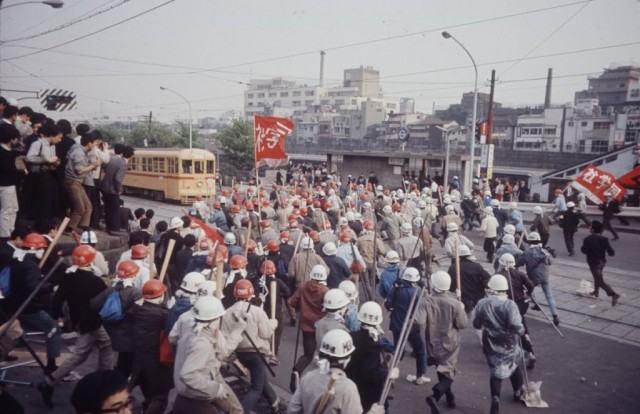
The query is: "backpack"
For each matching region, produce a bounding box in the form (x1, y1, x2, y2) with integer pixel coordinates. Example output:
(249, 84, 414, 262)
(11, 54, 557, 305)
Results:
(0, 266, 11, 298)
(99, 290, 124, 323)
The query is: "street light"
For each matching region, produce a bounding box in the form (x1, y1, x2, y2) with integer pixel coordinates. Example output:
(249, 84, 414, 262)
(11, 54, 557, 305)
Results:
(442, 31, 478, 195)
(0, 0, 64, 10)
(436, 121, 461, 194)
(160, 86, 192, 149)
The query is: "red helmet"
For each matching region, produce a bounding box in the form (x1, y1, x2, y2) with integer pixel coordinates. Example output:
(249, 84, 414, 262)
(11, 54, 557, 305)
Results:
(23, 233, 47, 249)
(292, 208, 300, 216)
(339, 232, 352, 243)
(198, 238, 213, 252)
(260, 220, 270, 229)
(231, 205, 241, 214)
(313, 201, 321, 209)
(306, 197, 313, 206)
(301, 191, 309, 199)
(261, 260, 276, 275)
(234, 279, 254, 299)
(230, 255, 248, 269)
(245, 202, 254, 211)
(206, 245, 228, 266)
(259, 191, 266, 199)
(213, 202, 221, 209)
(280, 231, 290, 242)
(289, 189, 296, 196)
(266, 239, 280, 252)
(262, 200, 270, 207)
(299, 207, 308, 217)
(131, 244, 149, 259)
(309, 230, 321, 243)
(252, 198, 259, 206)
(323, 201, 332, 211)
(221, 189, 229, 196)
(142, 279, 166, 299)
(72, 245, 96, 267)
(363, 220, 374, 231)
(117, 260, 140, 279)
(288, 219, 298, 229)
(392, 203, 402, 212)
(245, 239, 257, 253)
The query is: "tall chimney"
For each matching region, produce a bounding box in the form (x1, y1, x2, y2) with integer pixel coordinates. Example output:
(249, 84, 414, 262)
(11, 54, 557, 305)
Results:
(544, 68, 553, 109)
(319, 50, 325, 87)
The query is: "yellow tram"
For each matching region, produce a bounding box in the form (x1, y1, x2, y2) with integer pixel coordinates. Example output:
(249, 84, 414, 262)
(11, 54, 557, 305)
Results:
(123, 148, 216, 204)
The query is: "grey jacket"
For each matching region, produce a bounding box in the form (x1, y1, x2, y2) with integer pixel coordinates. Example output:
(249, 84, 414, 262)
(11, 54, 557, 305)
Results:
(100, 156, 127, 195)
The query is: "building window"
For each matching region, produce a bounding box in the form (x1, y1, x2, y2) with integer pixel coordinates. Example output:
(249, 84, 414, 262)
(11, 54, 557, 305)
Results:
(268, 92, 277, 98)
(305, 90, 314, 96)
(293, 91, 301, 97)
(579, 140, 586, 152)
(292, 100, 301, 106)
(247, 93, 254, 98)
(258, 93, 265, 98)
(592, 140, 609, 153)
(581, 121, 588, 127)
(247, 102, 254, 107)
(543, 128, 556, 135)
(305, 100, 314, 105)
(568, 121, 574, 126)
(335, 99, 345, 105)
(593, 122, 611, 130)
(280, 92, 289, 97)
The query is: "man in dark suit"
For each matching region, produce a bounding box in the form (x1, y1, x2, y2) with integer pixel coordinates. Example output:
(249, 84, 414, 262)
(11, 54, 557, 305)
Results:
(598, 192, 620, 240)
(581, 220, 620, 306)
(0, 124, 27, 241)
(100, 146, 134, 235)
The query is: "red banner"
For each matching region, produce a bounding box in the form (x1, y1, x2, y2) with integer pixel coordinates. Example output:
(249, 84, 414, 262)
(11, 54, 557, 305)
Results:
(183, 210, 224, 244)
(254, 115, 294, 168)
(570, 163, 627, 204)
(617, 165, 640, 190)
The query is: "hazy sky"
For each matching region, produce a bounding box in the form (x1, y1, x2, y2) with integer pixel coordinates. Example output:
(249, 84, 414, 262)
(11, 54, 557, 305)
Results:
(1, 0, 639, 124)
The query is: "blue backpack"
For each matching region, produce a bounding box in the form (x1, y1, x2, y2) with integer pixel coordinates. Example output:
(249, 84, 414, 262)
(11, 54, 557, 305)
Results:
(0, 266, 11, 298)
(99, 290, 124, 323)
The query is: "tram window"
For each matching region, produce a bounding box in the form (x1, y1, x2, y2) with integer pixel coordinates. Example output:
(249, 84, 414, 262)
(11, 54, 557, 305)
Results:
(142, 158, 148, 172)
(182, 160, 192, 173)
(194, 161, 203, 174)
(168, 158, 177, 174)
(206, 160, 214, 174)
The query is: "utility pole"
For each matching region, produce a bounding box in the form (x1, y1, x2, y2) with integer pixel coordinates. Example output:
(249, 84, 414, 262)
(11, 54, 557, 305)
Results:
(486, 69, 495, 145)
(148, 111, 152, 141)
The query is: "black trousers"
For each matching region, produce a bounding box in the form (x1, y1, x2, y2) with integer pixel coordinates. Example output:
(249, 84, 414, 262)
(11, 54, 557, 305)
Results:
(589, 260, 616, 297)
(602, 217, 619, 239)
(102, 191, 120, 232)
(562, 228, 576, 254)
(293, 331, 316, 374)
(432, 372, 454, 401)
(516, 300, 534, 353)
(490, 366, 523, 397)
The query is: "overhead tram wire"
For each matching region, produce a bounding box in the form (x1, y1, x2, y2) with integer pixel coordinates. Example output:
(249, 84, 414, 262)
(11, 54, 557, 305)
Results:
(3, 1, 591, 71)
(3, 0, 176, 61)
(1, 0, 131, 44)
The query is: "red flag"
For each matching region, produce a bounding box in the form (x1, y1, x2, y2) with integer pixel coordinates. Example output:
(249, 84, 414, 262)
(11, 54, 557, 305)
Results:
(254, 115, 294, 168)
(570, 164, 627, 203)
(617, 165, 640, 189)
(183, 210, 224, 244)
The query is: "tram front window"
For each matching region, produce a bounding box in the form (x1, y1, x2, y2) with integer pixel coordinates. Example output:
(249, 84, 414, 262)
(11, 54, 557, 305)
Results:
(206, 160, 214, 174)
(194, 161, 204, 174)
(181, 160, 192, 173)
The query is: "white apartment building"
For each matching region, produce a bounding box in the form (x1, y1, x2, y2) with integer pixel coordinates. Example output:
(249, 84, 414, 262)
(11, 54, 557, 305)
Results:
(514, 107, 563, 152)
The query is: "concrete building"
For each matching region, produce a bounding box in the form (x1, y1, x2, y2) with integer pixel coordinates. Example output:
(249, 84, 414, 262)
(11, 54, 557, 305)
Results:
(586, 65, 640, 108)
(343, 66, 381, 98)
(514, 107, 564, 152)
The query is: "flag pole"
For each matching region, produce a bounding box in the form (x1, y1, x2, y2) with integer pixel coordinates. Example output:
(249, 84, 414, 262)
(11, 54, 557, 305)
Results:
(253, 115, 263, 221)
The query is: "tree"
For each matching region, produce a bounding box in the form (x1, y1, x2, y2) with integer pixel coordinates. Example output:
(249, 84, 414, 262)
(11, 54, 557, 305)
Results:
(437, 104, 468, 125)
(214, 119, 254, 172)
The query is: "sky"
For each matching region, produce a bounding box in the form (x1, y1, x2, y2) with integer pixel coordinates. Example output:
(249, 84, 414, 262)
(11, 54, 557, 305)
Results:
(1, 0, 639, 124)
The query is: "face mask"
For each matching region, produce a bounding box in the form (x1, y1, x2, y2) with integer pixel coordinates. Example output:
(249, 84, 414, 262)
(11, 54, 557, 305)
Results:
(35, 249, 45, 260)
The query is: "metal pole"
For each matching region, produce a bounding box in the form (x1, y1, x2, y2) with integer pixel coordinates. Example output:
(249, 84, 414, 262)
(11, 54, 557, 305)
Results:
(159, 86, 193, 149)
(442, 32, 478, 195)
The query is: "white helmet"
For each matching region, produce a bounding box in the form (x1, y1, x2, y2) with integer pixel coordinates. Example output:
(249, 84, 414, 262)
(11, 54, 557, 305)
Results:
(310, 264, 327, 281)
(509, 202, 518, 210)
(319, 329, 355, 358)
(484, 206, 494, 215)
(488, 274, 509, 291)
(430, 270, 451, 292)
(318, 190, 326, 198)
(490, 199, 500, 208)
(345, 211, 355, 221)
(192, 296, 226, 321)
(322, 242, 337, 256)
(412, 208, 422, 218)
(533, 206, 543, 215)
(197, 280, 220, 297)
(338, 217, 348, 226)
(218, 196, 227, 204)
(338, 280, 358, 301)
(224, 233, 236, 245)
(181, 272, 206, 293)
(446, 222, 458, 232)
(567, 201, 575, 208)
(382, 205, 392, 214)
(443, 196, 451, 205)
(528, 231, 541, 242)
(376, 185, 383, 191)
(445, 204, 454, 213)
(418, 200, 427, 209)
(170, 216, 183, 229)
(323, 289, 349, 310)
(402, 267, 420, 282)
(358, 301, 383, 325)
(484, 190, 492, 197)
(458, 244, 471, 257)
(499, 253, 516, 268)
(385, 250, 400, 264)
(413, 217, 424, 228)
(363, 202, 372, 210)
(504, 224, 516, 235)
(300, 237, 314, 250)
(79, 230, 98, 244)
(502, 234, 515, 245)
(328, 189, 336, 196)
(425, 197, 433, 205)
(400, 223, 412, 234)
